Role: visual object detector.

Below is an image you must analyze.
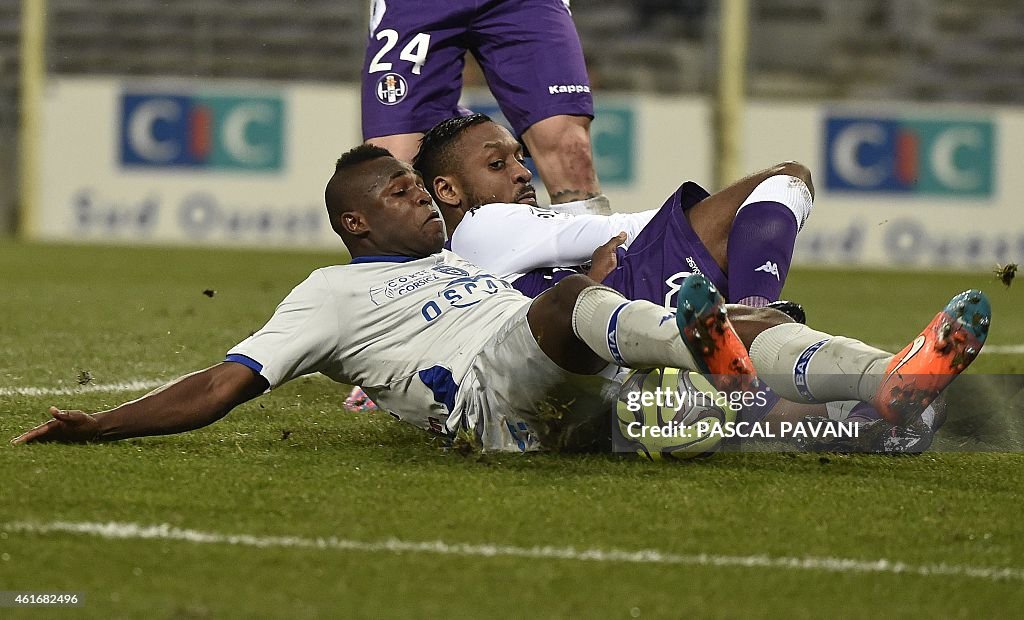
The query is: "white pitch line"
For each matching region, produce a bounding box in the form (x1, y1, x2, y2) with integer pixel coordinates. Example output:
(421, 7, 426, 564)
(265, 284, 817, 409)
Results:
(3, 342, 1024, 398)
(0, 374, 337, 398)
(4, 521, 1023, 583)
(5, 343, 1024, 398)
(0, 379, 166, 398)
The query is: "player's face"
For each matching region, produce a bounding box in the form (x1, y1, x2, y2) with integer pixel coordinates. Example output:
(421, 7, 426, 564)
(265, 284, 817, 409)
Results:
(455, 122, 538, 208)
(364, 158, 446, 257)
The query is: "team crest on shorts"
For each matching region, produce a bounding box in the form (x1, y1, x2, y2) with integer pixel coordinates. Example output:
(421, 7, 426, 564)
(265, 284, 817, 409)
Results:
(375, 73, 408, 106)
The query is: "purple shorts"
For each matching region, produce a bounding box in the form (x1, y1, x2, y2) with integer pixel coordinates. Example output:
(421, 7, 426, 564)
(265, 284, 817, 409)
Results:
(361, 0, 594, 140)
(512, 182, 727, 306)
(603, 181, 728, 306)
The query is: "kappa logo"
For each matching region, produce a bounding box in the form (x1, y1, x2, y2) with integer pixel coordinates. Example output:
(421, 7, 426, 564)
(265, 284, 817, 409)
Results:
(755, 261, 780, 280)
(376, 73, 408, 105)
(548, 84, 591, 95)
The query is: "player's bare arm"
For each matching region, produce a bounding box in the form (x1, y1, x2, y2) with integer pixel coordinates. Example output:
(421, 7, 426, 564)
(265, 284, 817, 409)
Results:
(586, 232, 626, 282)
(11, 362, 266, 445)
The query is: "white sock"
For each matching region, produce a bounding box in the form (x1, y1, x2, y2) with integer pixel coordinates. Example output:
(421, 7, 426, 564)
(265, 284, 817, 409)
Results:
(745, 175, 813, 232)
(748, 323, 891, 403)
(548, 194, 612, 216)
(571, 285, 698, 369)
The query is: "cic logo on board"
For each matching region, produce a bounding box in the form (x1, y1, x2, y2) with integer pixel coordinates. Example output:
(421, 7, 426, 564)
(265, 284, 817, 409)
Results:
(120, 92, 285, 171)
(825, 116, 994, 197)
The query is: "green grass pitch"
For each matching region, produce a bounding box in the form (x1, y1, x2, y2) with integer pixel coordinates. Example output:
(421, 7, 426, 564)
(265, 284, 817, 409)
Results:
(1, 241, 1023, 618)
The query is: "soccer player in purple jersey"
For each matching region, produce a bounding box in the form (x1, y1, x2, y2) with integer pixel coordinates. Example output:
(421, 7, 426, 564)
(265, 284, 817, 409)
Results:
(414, 114, 812, 311)
(408, 115, 978, 450)
(361, 0, 602, 207)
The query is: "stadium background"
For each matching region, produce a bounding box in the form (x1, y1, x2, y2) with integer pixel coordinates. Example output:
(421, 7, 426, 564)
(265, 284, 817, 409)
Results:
(0, 0, 1022, 269)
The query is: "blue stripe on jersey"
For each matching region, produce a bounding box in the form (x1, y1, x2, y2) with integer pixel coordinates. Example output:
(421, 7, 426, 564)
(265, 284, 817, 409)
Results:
(349, 255, 419, 264)
(418, 365, 459, 413)
(225, 354, 264, 374)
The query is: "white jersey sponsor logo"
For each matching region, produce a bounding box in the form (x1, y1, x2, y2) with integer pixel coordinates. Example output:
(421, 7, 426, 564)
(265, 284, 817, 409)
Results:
(368, 265, 472, 306)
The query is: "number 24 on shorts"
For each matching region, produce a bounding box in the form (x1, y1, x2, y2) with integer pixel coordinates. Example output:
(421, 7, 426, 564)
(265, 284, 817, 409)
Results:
(368, 29, 431, 75)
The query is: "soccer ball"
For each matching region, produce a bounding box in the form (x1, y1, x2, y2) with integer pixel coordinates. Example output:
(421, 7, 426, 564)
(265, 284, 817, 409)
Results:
(614, 367, 736, 461)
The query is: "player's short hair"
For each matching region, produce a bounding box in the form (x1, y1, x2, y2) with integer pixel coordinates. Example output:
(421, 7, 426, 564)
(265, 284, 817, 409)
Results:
(335, 143, 393, 173)
(414, 113, 493, 199)
(325, 144, 394, 235)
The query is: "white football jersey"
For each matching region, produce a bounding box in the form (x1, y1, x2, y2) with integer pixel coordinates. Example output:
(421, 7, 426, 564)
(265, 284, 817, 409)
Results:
(449, 203, 658, 282)
(226, 250, 530, 436)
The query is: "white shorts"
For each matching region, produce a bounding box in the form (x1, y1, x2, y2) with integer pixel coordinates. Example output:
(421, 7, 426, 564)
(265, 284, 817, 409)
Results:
(451, 305, 621, 452)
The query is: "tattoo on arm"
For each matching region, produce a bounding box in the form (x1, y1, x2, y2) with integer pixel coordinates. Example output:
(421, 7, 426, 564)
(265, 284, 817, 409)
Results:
(548, 188, 601, 204)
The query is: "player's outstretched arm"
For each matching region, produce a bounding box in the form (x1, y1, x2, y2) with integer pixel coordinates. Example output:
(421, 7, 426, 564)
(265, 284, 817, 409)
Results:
(10, 362, 267, 445)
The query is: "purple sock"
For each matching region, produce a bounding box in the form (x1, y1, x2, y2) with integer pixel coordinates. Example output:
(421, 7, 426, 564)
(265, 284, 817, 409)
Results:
(726, 202, 798, 303)
(846, 402, 883, 423)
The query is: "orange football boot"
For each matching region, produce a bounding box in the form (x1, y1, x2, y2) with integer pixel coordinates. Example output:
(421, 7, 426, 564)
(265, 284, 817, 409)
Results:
(675, 273, 760, 395)
(875, 289, 991, 424)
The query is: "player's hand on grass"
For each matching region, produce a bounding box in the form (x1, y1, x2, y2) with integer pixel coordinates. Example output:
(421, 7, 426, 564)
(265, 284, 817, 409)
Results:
(10, 407, 101, 445)
(587, 232, 626, 283)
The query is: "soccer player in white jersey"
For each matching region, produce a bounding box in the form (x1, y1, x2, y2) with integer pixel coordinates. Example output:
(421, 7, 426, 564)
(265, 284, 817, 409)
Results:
(12, 146, 991, 453)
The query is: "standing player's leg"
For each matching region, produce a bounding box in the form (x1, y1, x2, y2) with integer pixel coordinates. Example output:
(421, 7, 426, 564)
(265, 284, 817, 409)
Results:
(521, 115, 601, 205)
(469, 0, 603, 206)
(365, 133, 425, 164)
(360, 0, 472, 162)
